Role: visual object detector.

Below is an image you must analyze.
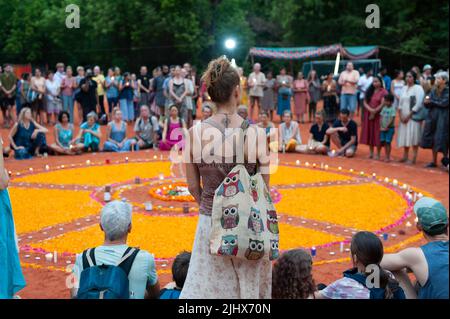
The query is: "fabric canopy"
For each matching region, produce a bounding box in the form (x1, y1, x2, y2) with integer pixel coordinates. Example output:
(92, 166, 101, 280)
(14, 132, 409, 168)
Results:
(249, 44, 378, 60)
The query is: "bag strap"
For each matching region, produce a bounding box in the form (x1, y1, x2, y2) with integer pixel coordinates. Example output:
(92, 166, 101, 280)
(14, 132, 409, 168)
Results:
(81, 248, 97, 270)
(117, 247, 140, 276)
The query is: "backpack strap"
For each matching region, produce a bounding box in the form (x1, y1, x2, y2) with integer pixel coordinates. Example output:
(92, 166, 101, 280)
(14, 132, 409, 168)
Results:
(81, 248, 97, 270)
(117, 247, 140, 276)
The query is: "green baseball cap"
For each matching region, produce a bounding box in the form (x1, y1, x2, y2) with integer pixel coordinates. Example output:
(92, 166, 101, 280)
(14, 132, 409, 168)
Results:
(414, 197, 448, 235)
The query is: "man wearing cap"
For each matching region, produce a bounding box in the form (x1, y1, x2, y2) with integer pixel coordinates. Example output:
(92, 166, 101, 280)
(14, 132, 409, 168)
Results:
(421, 64, 433, 94)
(381, 197, 449, 299)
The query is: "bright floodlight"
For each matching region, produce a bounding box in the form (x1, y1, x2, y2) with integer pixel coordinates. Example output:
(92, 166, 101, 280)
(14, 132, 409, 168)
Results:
(225, 38, 236, 50)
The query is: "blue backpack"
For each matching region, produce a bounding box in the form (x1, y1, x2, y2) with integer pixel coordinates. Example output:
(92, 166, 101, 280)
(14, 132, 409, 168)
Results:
(76, 247, 140, 299)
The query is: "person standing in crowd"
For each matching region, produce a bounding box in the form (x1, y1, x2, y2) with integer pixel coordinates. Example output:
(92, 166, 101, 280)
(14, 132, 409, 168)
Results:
(316, 231, 405, 299)
(71, 201, 160, 299)
(76, 70, 99, 123)
(182, 68, 195, 128)
(105, 68, 120, 113)
(72, 111, 101, 153)
(54, 62, 66, 86)
(181, 56, 271, 299)
(391, 70, 405, 109)
(322, 72, 339, 124)
(379, 94, 396, 162)
(163, 66, 176, 120)
(397, 71, 425, 164)
(137, 66, 151, 107)
(134, 104, 160, 150)
(45, 70, 62, 125)
(381, 197, 448, 299)
(74, 66, 85, 124)
(168, 66, 188, 122)
(261, 71, 276, 121)
(298, 111, 329, 155)
(49, 111, 77, 155)
(361, 75, 388, 160)
(92, 66, 106, 123)
(378, 67, 392, 94)
(119, 72, 135, 123)
(248, 63, 266, 119)
(103, 107, 137, 152)
(30, 68, 46, 125)
(411, 66, 422, 84)
(19, 73, 31, 113)
(276, 67, 293, 117)
(131, 73, 140, 119)
(272, 249, 316, 299)
(153, 65, 169, 120)
(421, 71, 449, 168)
(293, 72, 309, 124)
(60, 66, 77, 124)
(421, 64, 433, 94)
(357, 69, 373, 119)
(327, 109, 358, 158)
(338, 62, 360, 119)
(307, 70, 321, 123)
(0, 138, 26, 299)
(237, 67, 249, 106)
(0, 64, 18, 128)
(8, 107, 48, 159)
(279, 111, 302, 153)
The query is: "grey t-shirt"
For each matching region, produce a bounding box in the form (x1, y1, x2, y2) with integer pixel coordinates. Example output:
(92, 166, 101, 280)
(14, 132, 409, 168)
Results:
(134, 116, 159, 144)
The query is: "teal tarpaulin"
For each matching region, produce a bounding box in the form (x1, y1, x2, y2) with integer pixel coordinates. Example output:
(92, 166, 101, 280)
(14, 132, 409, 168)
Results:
(249, 44, 378, 60)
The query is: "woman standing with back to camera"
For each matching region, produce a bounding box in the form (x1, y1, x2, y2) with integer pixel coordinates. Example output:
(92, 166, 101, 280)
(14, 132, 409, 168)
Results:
(181, 57, 271, 299)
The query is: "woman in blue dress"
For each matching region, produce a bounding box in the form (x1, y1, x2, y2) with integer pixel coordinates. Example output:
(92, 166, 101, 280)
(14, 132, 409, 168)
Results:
(276, 68, 293, 117)
(49, 111, 77, 155)
(8, 107, 48, 160)
(1, 138, 26, 298)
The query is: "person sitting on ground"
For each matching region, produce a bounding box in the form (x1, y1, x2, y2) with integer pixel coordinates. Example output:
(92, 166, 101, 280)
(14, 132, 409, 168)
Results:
(278, 110, 302, 152)
(326, 109, 358, 158)
(316, 231, 405, 299)
(134, 105, 160, 150)
(298, 111, 330, 155)
(159, 105, 186, 151)
(237, 104, 254, 124)
(379, 94, 396, 162)
(49, 111, 77, 155)
(8, 107, 48, 160)
(257, 110, 275, 139)
(71, 201, 160, 299)
(159, 251, 191, 299)
(381, 197, 449, 299)
(201, 102, 214, 121)
(71, 111, 101, 153)
(103, 107, 137, 152)
(272, 249, 316, 299)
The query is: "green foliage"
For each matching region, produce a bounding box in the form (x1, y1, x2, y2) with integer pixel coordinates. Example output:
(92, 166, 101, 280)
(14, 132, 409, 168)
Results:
(0, 0, 448, 71)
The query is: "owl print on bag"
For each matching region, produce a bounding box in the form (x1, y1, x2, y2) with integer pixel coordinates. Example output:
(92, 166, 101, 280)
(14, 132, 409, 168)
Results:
(220, 204, 240, 229)
(217, 235, 238, 256)
(264, 187, 273, 204)
(217, 171, 245, 197)
(269, 239, 279, 260)
(250, 178, 259, 202)
(245, 238, 265, 260)
(248, 207, 264, 234)
(266, 210, 279, 234)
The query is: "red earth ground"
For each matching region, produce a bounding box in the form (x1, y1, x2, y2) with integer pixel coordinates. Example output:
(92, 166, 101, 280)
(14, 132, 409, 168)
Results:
(1, 105, 448, 299)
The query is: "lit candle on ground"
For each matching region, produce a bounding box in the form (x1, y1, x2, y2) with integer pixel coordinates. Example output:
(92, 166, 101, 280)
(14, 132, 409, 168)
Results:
(125, 157, 129, 162)
(349, 169, 354, 173)
(145, 202, 153, 211)
(295, 160, 300, 166)
(372, 173, 377, 178)
(406, 221, 412, 227)
(360, 171, 365, 176)
(393, 179, 398, 187)
(340, 242, 344, 252)
(384, 177, 389, 183)
(153, 155, 158, 160)
(45, 165, 50, 171)
(159, 173, 164, 180)
(54, 251, 58, 263)
(402, 184, 408, 189)
(311, 247, 316, 257)
(324, 165, 329, 170)
(417, 193, 423, 199)
(312, 163, 317, 168)
(29, 167, 33, 172)
(86, 160, 91, 165)
(338, 166, 342, 171)
(305, 162, 310, 167)
(45, 253, 53, 262)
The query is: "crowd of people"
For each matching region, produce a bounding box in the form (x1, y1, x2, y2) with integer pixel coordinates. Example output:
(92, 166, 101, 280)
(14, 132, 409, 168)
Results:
(1, 61, 448, 170)
(0, 56, 448, 300)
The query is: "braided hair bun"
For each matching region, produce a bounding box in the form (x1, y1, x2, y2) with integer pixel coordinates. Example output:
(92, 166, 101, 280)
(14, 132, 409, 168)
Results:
(201, 56, 240, 103)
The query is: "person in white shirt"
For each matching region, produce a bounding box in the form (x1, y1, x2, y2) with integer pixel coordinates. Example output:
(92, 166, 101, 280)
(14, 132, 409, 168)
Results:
(54, 62, 66, 87)
(71, 201, 160, 299)
(357, 69, 373, 118)
(248, 63, 266, 120)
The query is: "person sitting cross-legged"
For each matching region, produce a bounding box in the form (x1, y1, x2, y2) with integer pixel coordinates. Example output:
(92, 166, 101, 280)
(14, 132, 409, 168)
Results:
(326, 109, 358, 158)
(297, 111, 330, 155)
(103, 107, 137, 152)
(71, 112, 102, 153)
(381, 197, 449, 299)
(159, 251, 191, 299)
(133, 105, 160, 150)
(71, 201, 160, 299)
